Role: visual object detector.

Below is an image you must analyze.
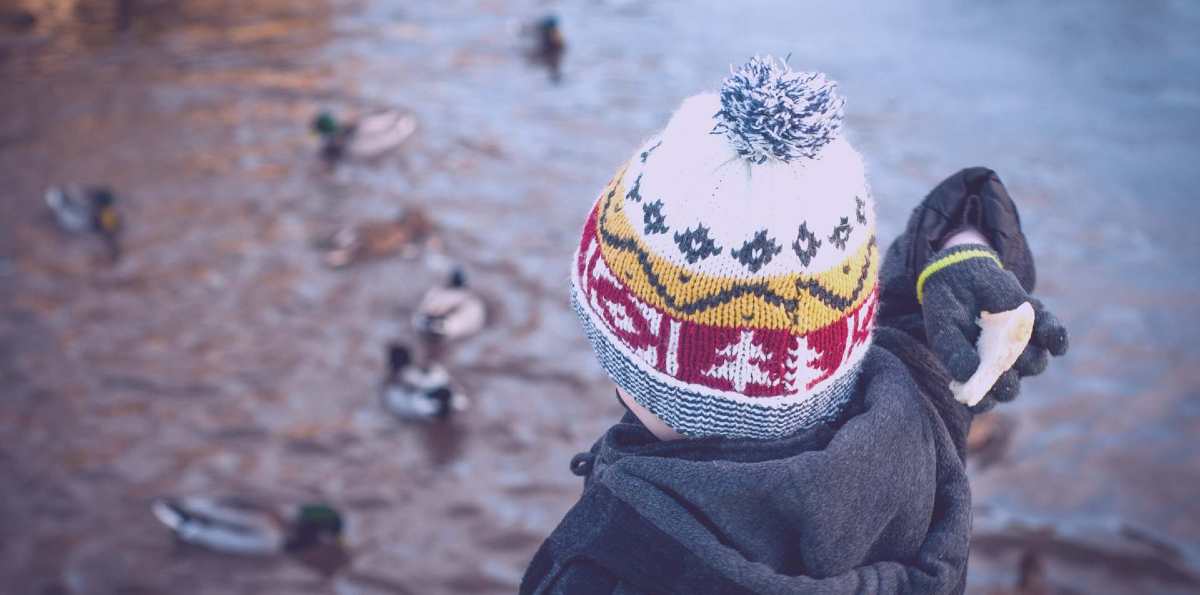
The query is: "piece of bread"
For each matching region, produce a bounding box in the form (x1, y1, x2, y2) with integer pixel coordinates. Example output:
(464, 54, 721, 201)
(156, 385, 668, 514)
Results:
(950, 301, 1036, 407)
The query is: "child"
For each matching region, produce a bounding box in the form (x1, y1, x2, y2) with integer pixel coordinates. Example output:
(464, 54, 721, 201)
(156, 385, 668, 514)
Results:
(521, 56, 1068, 595)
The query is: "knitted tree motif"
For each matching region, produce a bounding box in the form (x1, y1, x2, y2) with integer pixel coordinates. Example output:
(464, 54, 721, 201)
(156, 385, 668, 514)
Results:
(784, 335, 825, 392)
(602, 299, 638, 333)
(703, 330, 775, 392)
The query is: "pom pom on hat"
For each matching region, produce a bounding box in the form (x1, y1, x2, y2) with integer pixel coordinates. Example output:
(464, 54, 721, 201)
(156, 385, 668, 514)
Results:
(712, 55, 845, 164)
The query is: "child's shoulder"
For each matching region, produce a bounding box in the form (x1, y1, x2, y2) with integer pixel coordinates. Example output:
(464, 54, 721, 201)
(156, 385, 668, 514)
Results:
(857, 343, 928, 411)
(870, 328, 973, 460)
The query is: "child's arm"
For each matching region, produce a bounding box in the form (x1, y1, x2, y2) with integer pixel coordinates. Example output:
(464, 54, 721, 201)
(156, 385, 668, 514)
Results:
(876, 168, 1068, 413)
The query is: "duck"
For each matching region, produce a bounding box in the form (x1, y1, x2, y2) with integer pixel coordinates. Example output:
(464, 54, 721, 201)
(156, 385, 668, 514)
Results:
(526, 14, 566, 83)
(381, 343, 468, 421)
(45, 185, 122, 260)
(311, 109, 418, 162)
(151, 497, 349, 574)
(320, 206, 438, 268)
(412, 267, 486, 341)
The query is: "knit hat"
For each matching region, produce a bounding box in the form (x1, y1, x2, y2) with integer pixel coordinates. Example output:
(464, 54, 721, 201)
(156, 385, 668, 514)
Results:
(572, 56, 879, 439)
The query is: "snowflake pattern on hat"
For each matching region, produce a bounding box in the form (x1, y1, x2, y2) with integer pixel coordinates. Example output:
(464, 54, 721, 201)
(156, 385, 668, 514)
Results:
(828, 217, 852, 250)
(674, 225, 722, 264)
(731, 230, 783, 273)
(642, 200, 669, 235)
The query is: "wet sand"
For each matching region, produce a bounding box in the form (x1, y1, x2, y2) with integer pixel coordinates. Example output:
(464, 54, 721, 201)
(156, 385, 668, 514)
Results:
(1, 1, 1198, 594)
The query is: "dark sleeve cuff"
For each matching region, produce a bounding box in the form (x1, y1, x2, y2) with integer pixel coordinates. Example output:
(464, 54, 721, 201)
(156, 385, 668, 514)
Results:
(904, 167, 1035, 291)
(878, 168, 1035, 322)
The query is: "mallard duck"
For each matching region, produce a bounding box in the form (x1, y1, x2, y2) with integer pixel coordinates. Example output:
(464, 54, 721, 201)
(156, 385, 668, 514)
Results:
(151, 497, 348, 573)
(412, 267, 486, 341)
(381, 343, 468, 421)
(320, 207, 438, 268)
(526, 14, 565, 83)
(311, 109, 418, 162)
(45, 185, 122, 260)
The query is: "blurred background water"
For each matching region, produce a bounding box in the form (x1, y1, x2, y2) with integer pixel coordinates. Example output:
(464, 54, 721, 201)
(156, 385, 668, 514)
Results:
(1, 0, 1198, 594)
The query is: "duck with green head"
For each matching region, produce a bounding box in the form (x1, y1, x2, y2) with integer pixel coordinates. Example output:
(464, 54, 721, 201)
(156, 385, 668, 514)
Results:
(311, 108, 417, 162)
(152, 497, 350, 574)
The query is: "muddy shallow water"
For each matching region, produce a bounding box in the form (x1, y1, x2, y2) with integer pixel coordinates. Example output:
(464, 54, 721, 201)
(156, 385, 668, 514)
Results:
(1, 1, 1198, 594)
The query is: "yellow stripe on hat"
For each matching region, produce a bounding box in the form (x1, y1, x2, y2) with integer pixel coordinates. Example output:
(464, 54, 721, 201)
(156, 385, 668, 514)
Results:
(595, 169, 878, 334)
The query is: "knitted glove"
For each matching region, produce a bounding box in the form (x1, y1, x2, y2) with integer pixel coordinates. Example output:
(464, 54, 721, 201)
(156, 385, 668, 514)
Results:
(917, 244, 1069, 413)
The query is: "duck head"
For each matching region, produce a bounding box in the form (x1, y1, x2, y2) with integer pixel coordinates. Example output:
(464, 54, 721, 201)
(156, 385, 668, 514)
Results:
(538, 14, 559, 36)
(92, 188, 116, 207)
(312, 112, 339, 137)
(428, 387, 453, 418)
(285, 504, 344, 552)
(387, 343, 412, 376)
(538, 14, 563, 49)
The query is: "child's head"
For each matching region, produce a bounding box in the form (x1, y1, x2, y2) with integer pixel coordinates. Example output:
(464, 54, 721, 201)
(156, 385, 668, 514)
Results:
(573, 56, 880, 440)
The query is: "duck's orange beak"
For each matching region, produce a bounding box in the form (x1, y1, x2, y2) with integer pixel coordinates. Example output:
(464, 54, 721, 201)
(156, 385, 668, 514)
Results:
(99, 207, 119, 233)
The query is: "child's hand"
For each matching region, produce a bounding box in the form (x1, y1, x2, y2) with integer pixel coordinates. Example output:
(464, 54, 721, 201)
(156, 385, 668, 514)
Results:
(917, 244, 1069, 413)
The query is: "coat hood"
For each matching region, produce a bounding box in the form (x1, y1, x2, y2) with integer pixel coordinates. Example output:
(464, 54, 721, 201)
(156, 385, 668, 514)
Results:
(525, 345, 972, 595)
